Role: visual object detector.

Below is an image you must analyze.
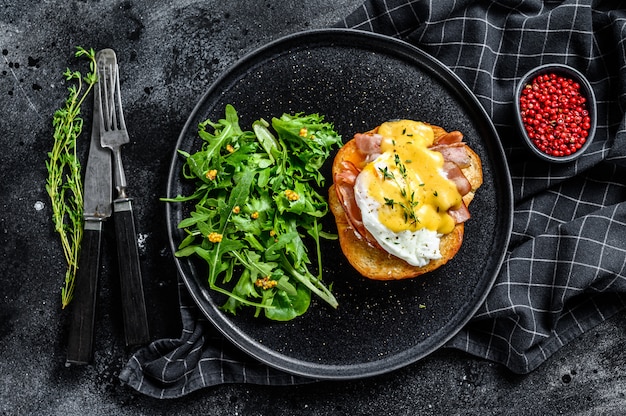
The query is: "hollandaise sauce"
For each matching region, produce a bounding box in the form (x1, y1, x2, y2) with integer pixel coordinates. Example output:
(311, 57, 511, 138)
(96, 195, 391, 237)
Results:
(353, 120, 463, 267)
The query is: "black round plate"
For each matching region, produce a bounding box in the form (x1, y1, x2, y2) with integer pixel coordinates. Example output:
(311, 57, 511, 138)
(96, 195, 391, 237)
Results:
(166, 29, 513, 380)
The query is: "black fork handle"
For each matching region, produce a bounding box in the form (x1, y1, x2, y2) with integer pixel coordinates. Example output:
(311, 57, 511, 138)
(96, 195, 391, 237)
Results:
(113, 197, 150, 346)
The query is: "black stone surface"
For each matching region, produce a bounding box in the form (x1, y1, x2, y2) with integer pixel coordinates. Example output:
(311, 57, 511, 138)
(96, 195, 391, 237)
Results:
(2, 1, 626, 414)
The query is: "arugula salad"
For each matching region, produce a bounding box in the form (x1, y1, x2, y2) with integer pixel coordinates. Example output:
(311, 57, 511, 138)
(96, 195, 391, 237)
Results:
(169, 104, 343, 321)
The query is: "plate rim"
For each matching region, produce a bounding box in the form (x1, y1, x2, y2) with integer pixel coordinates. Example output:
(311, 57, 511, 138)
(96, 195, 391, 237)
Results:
(165, 28, 514, 380)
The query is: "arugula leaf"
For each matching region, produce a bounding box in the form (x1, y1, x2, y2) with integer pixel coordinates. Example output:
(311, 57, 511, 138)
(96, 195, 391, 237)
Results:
(272, 113, 343, 186)
(168, 105, 342, 320)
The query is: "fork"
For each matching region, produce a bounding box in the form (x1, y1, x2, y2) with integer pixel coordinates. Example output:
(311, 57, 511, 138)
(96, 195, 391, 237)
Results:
(97, 49, 150, 346)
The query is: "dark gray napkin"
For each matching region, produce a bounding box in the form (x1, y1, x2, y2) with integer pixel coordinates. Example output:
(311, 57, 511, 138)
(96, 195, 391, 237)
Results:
(120, 0, 626, 398)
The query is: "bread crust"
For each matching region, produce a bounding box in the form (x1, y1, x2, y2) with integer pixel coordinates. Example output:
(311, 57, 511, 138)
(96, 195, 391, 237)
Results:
(329, 124, 483, 281)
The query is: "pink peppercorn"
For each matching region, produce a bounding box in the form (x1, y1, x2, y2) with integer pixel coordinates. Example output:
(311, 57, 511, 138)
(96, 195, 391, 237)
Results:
(519, 72, 590, 158)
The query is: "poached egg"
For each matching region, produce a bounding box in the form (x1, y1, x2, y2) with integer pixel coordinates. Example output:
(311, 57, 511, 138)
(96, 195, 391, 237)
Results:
(353, 120, 463, 267)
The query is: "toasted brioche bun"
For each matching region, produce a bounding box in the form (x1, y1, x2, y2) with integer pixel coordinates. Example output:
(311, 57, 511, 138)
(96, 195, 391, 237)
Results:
(329, 124, 483, 281)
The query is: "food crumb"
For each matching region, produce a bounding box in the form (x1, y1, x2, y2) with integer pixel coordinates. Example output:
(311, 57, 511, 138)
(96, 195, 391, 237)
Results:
(137, 233, 148, 252)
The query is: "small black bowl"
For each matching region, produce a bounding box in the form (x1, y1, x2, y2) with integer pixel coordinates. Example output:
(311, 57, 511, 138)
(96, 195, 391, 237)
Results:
(514, 63, 596, 163)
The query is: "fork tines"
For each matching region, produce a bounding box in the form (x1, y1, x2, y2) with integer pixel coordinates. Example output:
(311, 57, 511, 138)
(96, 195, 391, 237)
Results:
(97, 60, 126, 134)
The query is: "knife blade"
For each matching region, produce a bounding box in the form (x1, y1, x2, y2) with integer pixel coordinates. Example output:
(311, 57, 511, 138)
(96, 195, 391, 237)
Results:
(66, 58, 112, 365)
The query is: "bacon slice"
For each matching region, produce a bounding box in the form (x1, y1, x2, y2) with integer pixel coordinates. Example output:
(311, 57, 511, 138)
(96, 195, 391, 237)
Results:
(442, 161, 472, 196)
(334, 161, 382, 248)
(335, 161, 359, 187)
(431, 143, 471, 168)
(448, 201, 471, 223)
(433, 130, 464, 146)
(355, 132, 383, 162)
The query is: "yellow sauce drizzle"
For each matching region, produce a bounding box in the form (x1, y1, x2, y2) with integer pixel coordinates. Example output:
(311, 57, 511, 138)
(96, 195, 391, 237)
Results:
(362, 120, 462, 234)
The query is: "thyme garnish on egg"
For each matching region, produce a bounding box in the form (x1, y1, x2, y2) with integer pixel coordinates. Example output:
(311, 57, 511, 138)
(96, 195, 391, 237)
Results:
(377, 153, 420, 226)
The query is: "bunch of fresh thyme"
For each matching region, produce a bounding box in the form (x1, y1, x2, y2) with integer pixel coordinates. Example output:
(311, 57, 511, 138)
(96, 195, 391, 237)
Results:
(45, 47, 97, 308)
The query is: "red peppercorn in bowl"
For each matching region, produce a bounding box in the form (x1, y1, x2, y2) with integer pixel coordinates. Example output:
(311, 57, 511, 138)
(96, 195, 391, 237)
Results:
(514, 64, 596, 163)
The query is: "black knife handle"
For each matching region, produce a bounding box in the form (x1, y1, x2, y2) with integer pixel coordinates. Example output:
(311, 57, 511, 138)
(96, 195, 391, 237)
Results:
(113, 197, 150, 346)
(66, 222, 102, 365)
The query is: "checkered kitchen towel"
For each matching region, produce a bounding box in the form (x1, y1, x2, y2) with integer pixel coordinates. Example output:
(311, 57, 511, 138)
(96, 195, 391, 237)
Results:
(120, 0, 626, 398)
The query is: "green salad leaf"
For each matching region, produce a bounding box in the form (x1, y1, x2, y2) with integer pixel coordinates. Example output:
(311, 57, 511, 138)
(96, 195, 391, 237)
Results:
(166, 104, 342, 320)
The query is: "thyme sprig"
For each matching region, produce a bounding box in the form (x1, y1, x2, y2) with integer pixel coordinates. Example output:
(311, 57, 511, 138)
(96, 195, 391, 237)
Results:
(45, 47, 97, 308)
(378, 153, 420, 225)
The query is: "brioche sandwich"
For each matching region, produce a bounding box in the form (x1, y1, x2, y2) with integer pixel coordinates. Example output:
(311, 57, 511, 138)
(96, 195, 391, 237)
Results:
(329, 120, 483, 280)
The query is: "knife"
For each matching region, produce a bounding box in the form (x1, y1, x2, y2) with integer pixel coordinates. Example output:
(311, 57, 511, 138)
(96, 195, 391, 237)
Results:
(65, 65, 112, 365)
(97, 49, 150, 346)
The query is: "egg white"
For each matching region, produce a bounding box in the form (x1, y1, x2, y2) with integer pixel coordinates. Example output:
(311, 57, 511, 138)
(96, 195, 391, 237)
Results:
(353, 158, 443, 267)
